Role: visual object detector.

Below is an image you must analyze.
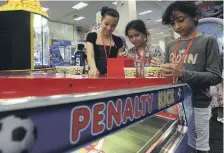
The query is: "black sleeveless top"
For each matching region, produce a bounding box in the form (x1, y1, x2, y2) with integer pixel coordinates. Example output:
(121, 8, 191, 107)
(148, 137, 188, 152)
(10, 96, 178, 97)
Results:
(86, 32, 123, 75)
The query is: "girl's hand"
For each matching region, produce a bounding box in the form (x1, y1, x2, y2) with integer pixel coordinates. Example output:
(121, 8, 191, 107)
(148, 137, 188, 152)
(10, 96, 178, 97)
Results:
(88, 67, 99, 78)
(160, 64, 183, 77)
(119, 51, 128, 58)
(149, 59, 160, 66)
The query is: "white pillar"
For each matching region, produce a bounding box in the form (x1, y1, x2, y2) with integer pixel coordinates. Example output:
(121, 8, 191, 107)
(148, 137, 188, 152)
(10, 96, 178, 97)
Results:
(73, 26, 77, 43)
(116, 0, 137, 35)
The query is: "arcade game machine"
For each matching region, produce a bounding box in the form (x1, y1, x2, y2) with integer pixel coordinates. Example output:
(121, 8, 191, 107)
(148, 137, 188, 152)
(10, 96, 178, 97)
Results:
(0, 59, 192, 153)
(0, 0, 50, 70)
(196, 1, 223, 76)
(196, 1, 223, 40)
(196, 17, 223, 54)
(0, 74, 191, 153)
(197, 1, 223, 19)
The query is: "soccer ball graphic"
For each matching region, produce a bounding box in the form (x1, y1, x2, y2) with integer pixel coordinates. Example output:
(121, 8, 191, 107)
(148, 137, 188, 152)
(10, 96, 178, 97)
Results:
(0, 114, 37, 153)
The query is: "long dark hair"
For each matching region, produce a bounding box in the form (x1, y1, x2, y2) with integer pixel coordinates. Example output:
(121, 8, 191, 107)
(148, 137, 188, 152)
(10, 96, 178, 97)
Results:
(125, 19, 149, 39)
(101, 6, 119, 19)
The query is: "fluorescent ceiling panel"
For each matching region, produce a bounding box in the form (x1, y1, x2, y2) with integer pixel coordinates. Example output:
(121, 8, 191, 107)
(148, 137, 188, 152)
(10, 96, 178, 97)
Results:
(74, 16, 85, 21)
(112, 1, 117, 5)
(72, 2, 88, 10)
(138, 10, 152, 15)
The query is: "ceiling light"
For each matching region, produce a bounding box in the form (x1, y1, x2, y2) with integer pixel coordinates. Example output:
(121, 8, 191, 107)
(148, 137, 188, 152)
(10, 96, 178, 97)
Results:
(72, 2, 88, 10)
(138, 10, 152, 15)
(156, 32, 164, 35)
(112, 1, 117, 5)
(74, 16, 85, 21)
(42, 7, 49, 11)
(156, 19, 162, 22)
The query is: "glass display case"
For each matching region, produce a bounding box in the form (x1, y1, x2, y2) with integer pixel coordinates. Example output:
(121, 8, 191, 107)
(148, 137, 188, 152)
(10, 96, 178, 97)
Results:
(33, 14, 50, 68)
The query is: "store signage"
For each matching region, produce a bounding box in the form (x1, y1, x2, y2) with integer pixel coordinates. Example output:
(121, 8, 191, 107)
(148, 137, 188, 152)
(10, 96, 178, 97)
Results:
(70, 87, 181, 144)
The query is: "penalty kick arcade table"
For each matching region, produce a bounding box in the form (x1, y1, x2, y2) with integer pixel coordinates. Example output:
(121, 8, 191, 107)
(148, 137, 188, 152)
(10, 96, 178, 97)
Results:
(0, 71, 191, 153)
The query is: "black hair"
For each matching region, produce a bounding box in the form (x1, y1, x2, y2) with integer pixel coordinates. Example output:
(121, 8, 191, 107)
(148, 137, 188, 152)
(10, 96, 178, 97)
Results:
(78, 44, 85, 51)
(101, 6, 119, 19)
(162, 1, 198, 25)
(125, 19, 149, 38)
(213, 9, 219, 13)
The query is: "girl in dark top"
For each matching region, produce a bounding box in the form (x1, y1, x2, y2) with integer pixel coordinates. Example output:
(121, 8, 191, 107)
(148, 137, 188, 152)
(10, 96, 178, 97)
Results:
(86, 6, 126, 78)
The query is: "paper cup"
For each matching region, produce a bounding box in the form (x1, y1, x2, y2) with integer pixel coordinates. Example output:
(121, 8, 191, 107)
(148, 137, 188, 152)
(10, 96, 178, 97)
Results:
(55, 66, 67, 78)
(144, 67, 161, 78)
(67, 66, 84, 76)
(124, 68, 136, 78)
(55, 66, 68, 73)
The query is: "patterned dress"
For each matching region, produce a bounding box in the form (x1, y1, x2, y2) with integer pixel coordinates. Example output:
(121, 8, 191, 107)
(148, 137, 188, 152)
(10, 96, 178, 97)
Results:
(210, 81, 223, 108)
(127, 43, 164, 75)
(127, 43, 164, 64)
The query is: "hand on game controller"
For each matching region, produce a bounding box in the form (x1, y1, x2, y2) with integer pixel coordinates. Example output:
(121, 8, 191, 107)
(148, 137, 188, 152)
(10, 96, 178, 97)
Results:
(118, 51, 128, 58)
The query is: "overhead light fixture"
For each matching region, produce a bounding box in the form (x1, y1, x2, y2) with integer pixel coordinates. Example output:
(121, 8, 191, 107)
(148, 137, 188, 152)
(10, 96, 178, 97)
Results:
(156, 32, 164, 35)
(138, 10, 152, 15)
(112, 1, 117, 5)
(156, 19, 162, 22)
(74, 16, 85, 21)
(42, 7, 49, 11)
(72, 2, 88, 10)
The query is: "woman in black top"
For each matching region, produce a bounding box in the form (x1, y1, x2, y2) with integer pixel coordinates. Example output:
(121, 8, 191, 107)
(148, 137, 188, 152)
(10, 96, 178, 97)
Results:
(86, 7, 126, 77)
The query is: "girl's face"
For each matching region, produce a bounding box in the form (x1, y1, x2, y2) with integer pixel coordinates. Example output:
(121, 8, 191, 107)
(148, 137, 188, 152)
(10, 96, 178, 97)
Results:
(170, 10, 196, 37)
(127, 29, 146, 47)
(101, 15, 118, 36)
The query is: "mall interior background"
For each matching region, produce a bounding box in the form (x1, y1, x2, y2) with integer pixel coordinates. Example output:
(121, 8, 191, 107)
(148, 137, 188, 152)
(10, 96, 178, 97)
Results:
(0, 1, 221, 56)
(0, 1, 175, 53)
